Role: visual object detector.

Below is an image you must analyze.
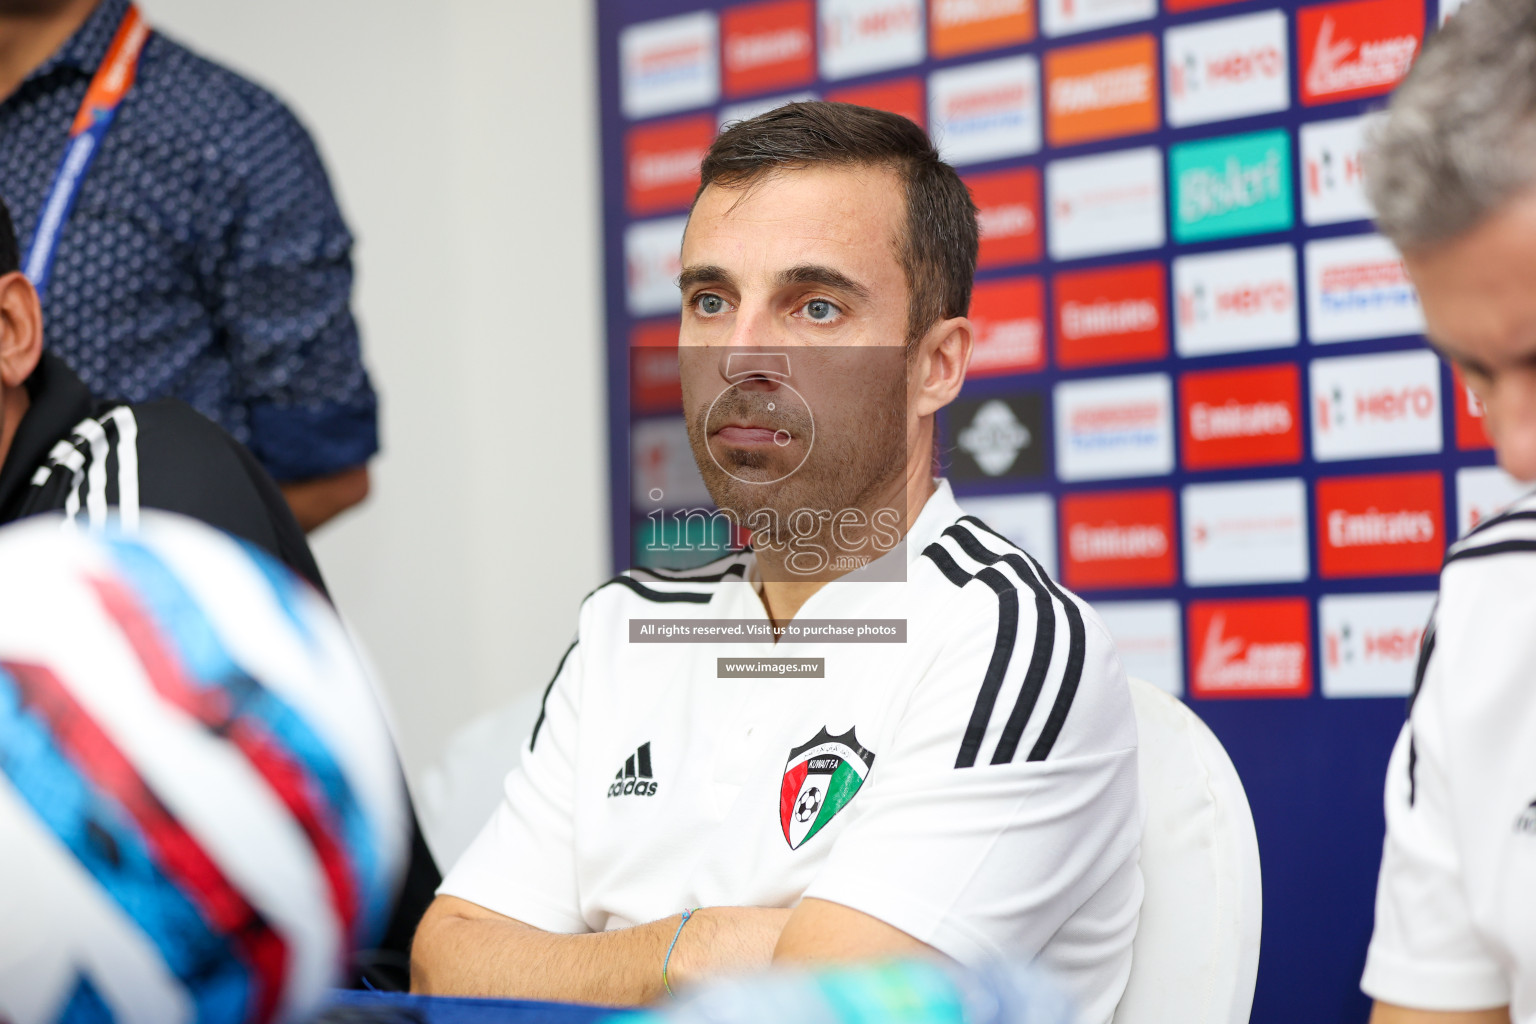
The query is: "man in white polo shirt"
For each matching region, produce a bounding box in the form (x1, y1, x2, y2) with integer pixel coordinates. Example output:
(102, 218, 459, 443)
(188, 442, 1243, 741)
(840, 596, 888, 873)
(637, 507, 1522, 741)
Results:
(1360, 1, 1536, 1021)
(411, 102, 1141, 1021)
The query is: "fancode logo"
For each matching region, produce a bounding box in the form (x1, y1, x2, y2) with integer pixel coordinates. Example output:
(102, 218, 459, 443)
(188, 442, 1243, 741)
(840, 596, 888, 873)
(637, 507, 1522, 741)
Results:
(1041, 0, 1157, 38)
(1045, 35, 1159, 146)
(621, 12, 720, 120)
(1319, 592, 1435, 698)
(1164, 11, 1289, 128)
(1305, 234, 1423, 343)
(1046, 147, 1166, 260)
(929, 55, 1042, 165)
(723, 0, 815, 97)
(625, 115, 714, 215)
(967, 167, 1042, 268)
(1189, 599, 1311, 698)
(1054, 373, 1174, 481)
(1299, 0, 1423, 106)
(969, 276, 1046, 377)
(1172, 244, 1299, 357)
(820, 0, 925, 81)
(826, 77, 926, 127)
(930, 0, 1035, 58)
(1096, 600, 1185, 696)
(630, 320, 681, 415)
(1171, 129, 1293, 243)
(1310, 350, 1442, 461)
(1054, 263, 1167, 368)
(1316, 472, 1445, 578)
(1061, 489, 1177, 590)
(1181, 478, 1309, 585)
(1300, 115, 1373, 225)
(1452, 366, 1493, 451)
(1181, 364, 1301, 470)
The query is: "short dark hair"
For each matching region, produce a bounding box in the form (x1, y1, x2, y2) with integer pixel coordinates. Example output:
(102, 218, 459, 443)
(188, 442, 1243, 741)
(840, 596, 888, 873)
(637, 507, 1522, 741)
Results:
(698, 101, 979, 346)
(0, 195, 17, 277)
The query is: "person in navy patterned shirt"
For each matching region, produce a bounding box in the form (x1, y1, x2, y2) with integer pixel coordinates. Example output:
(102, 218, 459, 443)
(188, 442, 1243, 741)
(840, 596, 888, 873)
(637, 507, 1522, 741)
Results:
(0, 0, 377, 530)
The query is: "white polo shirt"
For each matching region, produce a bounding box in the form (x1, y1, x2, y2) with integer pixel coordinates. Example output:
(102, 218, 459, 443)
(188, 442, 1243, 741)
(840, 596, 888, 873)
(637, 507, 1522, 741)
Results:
(1364, 489, 1536, 1019)
(442, 480, 1142, 1023)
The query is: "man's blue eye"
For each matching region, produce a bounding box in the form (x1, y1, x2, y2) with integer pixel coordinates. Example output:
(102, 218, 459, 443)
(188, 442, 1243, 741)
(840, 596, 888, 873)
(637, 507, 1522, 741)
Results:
(807, 300, 835, 320)
(699, 295, 724, 314)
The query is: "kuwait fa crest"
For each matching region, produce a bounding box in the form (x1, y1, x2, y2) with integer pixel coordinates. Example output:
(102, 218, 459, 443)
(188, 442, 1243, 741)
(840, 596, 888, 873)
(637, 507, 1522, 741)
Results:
(779, 727, 876, 850)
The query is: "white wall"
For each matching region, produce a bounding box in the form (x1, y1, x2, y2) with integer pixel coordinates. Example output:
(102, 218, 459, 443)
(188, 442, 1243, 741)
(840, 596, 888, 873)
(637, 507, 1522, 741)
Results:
(138, 1, 608, 815)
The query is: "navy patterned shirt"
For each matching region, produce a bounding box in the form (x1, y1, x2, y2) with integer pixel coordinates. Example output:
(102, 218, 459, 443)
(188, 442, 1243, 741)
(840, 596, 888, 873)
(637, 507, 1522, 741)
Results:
(0, 0, 378, 482)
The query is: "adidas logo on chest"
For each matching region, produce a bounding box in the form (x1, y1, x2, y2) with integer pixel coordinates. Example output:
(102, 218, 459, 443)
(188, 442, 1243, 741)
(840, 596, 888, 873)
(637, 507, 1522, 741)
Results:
(608, 741, 658, 798)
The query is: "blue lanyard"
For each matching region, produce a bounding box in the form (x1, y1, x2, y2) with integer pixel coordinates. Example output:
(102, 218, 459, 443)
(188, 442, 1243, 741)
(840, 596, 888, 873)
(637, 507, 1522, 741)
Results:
(23, 4, 149, 297)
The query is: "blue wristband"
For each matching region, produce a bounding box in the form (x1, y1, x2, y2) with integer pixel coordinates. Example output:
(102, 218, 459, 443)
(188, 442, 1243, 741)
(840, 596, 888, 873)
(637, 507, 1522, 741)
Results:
(662, 908, 699, 998)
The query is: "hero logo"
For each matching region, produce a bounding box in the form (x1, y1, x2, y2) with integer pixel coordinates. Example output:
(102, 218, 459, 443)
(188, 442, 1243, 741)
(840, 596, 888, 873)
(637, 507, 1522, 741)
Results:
(1181, 478, 1308, 586)
(930, 55, 1042, 166)
(1310, 350, 1442, 461)
(1299, 0, 1424, 106)
(621, 12, 720, 120)
(1301, 115, 1374, 226)
(1190, 598, 1311, 698)
(967, 167, 1042, 267)
(1164, 11, 1289, 128)
(1316, 472, 1444, 577)
(819, 0, 925, 81)
(1061, 489, 1177, 590)
(1041, 0, 1157, 38)
(1054, 263, 1167, 368)
(625, 215, 687, 317)
(1181, 364, 1302, 470)
(1172, 244, 1298, 357)
(1054, 373, 1174, 481)
(1319, 593, 1435, 698)
(1305, 234, 1424, 343)
(1046, 147, 1166, 261)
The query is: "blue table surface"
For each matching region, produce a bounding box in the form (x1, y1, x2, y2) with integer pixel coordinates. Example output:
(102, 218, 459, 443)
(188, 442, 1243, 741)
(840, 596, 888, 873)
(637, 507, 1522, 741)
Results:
(325, 989, 642, 1024)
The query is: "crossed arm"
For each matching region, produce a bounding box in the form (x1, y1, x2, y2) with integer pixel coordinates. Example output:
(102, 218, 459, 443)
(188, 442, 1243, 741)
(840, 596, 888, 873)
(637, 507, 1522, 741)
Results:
(1370, 1005, 1510, 1024)
(409, 894, 932, 1002)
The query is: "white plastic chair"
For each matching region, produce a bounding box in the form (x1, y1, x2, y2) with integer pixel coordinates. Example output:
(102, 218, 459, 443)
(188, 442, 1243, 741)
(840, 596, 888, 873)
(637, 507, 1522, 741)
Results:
(1112, 678, 1263, 1024)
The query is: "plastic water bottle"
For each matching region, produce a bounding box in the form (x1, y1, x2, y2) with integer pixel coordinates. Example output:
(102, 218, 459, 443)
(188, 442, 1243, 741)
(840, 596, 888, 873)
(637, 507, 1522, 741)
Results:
(619, 959, 1075, 1024)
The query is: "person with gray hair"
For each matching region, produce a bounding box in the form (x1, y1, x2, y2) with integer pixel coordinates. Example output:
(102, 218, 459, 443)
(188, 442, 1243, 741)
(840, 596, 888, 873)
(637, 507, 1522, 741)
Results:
(1361, 1, 1536, 1022)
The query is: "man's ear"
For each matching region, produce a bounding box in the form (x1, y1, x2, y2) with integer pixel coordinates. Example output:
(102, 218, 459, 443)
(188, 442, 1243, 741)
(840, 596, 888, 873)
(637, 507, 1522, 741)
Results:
(0, 272, 43, 389)
(911, 315, 972, 418)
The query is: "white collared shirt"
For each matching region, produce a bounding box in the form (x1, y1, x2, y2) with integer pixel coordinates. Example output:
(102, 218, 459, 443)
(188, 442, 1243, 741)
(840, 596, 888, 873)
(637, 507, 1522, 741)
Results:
(442, 481, 1142, 1023)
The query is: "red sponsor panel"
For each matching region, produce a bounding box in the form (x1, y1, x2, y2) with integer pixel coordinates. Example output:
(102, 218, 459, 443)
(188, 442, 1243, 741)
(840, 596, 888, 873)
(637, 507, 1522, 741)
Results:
(1452, 366, 1493, 451)
(1189, 598, 1312, 699)
(722, 0, 815, 98)
(625, 115, 714, 216)
(631, 320, 682, 414)
(968, 276, 1046, 378)
(1053, 263, 1167, 369)
(826, 77, 926, 128)
(1299, 0, 1424, 107)
(1180, 364, 1303, 471)
(1317, 472, 1445, 578)
(1061, 489, 1177, 590)
(965, 166, 1043, 269)
(1165, 0, 1245, 10)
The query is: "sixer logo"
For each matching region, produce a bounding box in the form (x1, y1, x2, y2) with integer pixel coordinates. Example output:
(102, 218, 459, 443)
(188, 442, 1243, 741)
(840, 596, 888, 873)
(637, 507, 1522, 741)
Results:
(1299, 0, 1423, 106)
(780, 728, 875, 850)
(1316, 472, 1444, 578)
(1189, 598, 1311, 699)
(1061, 488, 1177, 591)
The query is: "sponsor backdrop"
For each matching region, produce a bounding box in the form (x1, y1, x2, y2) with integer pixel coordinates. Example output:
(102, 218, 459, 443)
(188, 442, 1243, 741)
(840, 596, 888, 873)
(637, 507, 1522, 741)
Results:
(597, 0, 1499, 1019)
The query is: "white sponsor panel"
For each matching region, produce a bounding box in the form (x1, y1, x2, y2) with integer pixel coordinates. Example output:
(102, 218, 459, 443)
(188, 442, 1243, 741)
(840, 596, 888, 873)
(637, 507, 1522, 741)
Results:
(957, 492, 1059, 578)
(1456, 465, 1532, 538)
(1182, 478, 1310, 585)
(930, 56, 1042, 166)
(621, 12, 720, 120)
(1046, 147, 1165, 261)
(1310, 350, 1443, 461)
(1300, 115, 1375, 226)
(1305, 233, 1425, 343)
(1054, 373, 1174, 481)
(1042, 0, 1156, 37)
(632, 417, 712, 508)
(1096, 600, 1184, 696)
(625, 216, 688, 317)
(719, 91, 819, 130)
(1319, 592, 1436, 698)
(1440, 0, 1467, 22)
(819, 0, 925, 80)
(1164, 12, 1289, 128)
(1173, 244, 1299, 357)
